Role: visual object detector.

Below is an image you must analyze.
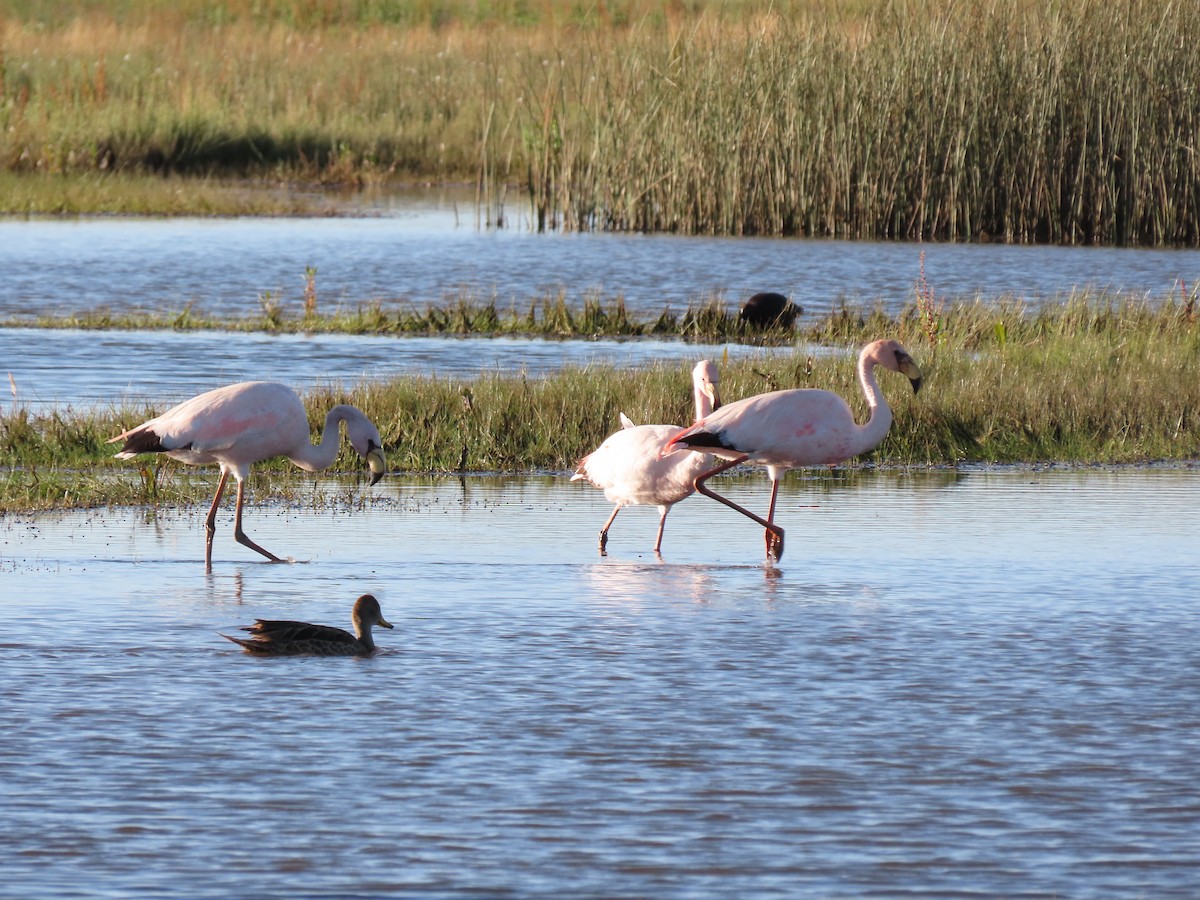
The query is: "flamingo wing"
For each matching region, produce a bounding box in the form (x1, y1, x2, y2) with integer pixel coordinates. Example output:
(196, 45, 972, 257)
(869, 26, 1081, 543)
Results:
(668, 389, 860, 468)
(111, 382, 309, 463)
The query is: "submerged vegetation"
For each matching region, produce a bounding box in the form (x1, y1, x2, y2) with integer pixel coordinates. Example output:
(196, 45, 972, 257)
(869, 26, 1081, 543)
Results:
(2, 0, 1199, 243)
(2, 296, 1198, 513)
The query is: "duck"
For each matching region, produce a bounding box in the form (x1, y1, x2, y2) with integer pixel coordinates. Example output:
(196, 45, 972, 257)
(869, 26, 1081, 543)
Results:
(222, 593, 393, 657)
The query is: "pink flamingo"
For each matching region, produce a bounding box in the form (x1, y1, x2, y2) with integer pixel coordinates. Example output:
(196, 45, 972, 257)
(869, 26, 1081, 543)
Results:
(663, 339, 921, 561)
(572, 360, 721, 554)
(109, 381, 386, 570)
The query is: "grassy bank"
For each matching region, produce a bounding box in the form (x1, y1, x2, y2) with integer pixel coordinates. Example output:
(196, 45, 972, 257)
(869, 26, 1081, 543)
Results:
(2, 1, 1198, 244)
(2, 297, 1197, 513)
(0, 290, 808, 342)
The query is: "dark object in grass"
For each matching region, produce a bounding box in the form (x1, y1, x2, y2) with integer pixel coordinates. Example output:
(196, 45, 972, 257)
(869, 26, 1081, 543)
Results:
(739, 292, 801, 329)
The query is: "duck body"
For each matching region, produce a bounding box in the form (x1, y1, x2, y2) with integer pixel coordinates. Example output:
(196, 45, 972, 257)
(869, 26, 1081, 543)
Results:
(222, 593, 393, 657)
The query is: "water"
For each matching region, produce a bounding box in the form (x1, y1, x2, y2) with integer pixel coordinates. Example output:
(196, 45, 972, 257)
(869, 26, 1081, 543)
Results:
(3, 469, 1198, 898)
(2, 328, 772, 412)
(4, 203, 1198, 324)
(5, 198, 1198, 410)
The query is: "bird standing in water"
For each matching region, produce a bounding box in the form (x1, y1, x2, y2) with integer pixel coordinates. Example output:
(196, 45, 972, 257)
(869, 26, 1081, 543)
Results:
(222, 593, 394, 656)
(664, 340, 921, 562)
(573, 360, 721, 554)
(109, 381, 386, 570)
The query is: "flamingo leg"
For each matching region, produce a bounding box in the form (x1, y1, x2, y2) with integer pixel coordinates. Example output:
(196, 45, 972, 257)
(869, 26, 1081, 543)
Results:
(598, 506, 621, 553)
(763, 478, 783, 561)
(693, 455, 786, 562)
(204, 470, 232, 572)
(231, 477, 283, 563)
(653, 505, 669, 554)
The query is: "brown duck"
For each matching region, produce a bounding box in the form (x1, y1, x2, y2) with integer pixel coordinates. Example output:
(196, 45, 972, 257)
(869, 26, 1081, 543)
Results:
(222, 593, 393, 657)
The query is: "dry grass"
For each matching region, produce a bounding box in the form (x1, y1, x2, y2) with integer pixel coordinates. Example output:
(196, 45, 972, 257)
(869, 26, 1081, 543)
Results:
(2, 1, 1197, 243)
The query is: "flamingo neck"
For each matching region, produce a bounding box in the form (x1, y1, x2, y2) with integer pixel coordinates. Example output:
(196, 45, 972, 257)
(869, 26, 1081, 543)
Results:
(693, 381, 715, 419)
(854, 353, 894, 453)
(289, 406, 351, 472)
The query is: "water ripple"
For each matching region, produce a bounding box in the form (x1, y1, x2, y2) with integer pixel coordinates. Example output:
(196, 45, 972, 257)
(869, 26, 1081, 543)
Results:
(1, 471, 1198, 897)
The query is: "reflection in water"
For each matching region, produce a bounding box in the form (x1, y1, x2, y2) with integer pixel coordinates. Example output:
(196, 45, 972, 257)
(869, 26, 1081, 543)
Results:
(1, 469, 1198, 898)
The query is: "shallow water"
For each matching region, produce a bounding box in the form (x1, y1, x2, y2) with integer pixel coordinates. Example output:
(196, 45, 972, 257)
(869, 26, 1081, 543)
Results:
(3, 469, 1198, 898)
(5, 193, 1199, 411)
(3, 327, 773, 412)
(4, 196, 1199, 324)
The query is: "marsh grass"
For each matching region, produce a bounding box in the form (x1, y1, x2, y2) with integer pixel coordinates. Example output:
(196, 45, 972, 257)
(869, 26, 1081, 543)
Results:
(3, 1, 1198, 244)
(0, 172, 338, 216)
(3, 295, 1198, 512)
(4, 290, 768, 341)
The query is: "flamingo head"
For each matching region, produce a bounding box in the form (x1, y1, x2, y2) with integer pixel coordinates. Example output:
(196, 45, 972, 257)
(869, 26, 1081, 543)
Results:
(693, 359, 722, 413)
(346, 417, 387, 485)
(365, 440, 387, 485)
(869, 340, 923, 394)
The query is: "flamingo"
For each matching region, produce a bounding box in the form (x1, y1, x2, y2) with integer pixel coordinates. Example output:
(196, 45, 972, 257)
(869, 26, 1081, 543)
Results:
(108, 381, 386, 570)
(572, 359, 721, 554)
(663, 339, 921, 561)
(221, 593, 394, 656)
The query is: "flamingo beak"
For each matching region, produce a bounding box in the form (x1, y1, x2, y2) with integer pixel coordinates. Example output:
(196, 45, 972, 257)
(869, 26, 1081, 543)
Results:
(898, 355, 923, 394)
(707, 383, 722, 412)
(366, 442, 387, 486)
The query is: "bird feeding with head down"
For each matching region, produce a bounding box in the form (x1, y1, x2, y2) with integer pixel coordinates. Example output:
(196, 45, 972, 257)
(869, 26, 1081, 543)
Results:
(572, 359, 721, 554)
(663, 340, 921, 562)
(108, 381, 386, 570)
(221, 593, 394, 657)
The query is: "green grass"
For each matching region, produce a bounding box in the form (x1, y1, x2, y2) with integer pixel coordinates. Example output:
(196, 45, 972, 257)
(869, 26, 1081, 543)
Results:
(0, 171, 341, 216)
(0, 290, 789, 342)
(1, 0, 1198, 244)
(3, 295, 1198, 513)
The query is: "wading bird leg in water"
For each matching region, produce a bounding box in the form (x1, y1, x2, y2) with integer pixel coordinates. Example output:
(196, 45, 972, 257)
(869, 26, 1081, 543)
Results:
(232, 478, 282, 564)
(204, 471, 230, 571)
(203, 470, 283, 571)
(598, 506, 621, 554)
(762, 478, 783, 560)
(693, 455, 786, 562)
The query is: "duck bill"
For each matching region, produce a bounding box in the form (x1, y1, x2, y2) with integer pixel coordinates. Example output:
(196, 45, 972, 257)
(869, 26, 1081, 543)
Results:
(377, 616, 394, 630)
(366, 445, 387, 485)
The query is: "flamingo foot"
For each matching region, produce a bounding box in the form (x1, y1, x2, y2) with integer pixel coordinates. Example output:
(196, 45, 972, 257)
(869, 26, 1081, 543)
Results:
(766, 528, 784, 562)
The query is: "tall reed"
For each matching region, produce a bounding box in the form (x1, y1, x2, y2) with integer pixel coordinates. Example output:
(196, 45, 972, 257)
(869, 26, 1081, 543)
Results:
(3, 1, 1197, 244)
(497, 1, 1200, 244)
